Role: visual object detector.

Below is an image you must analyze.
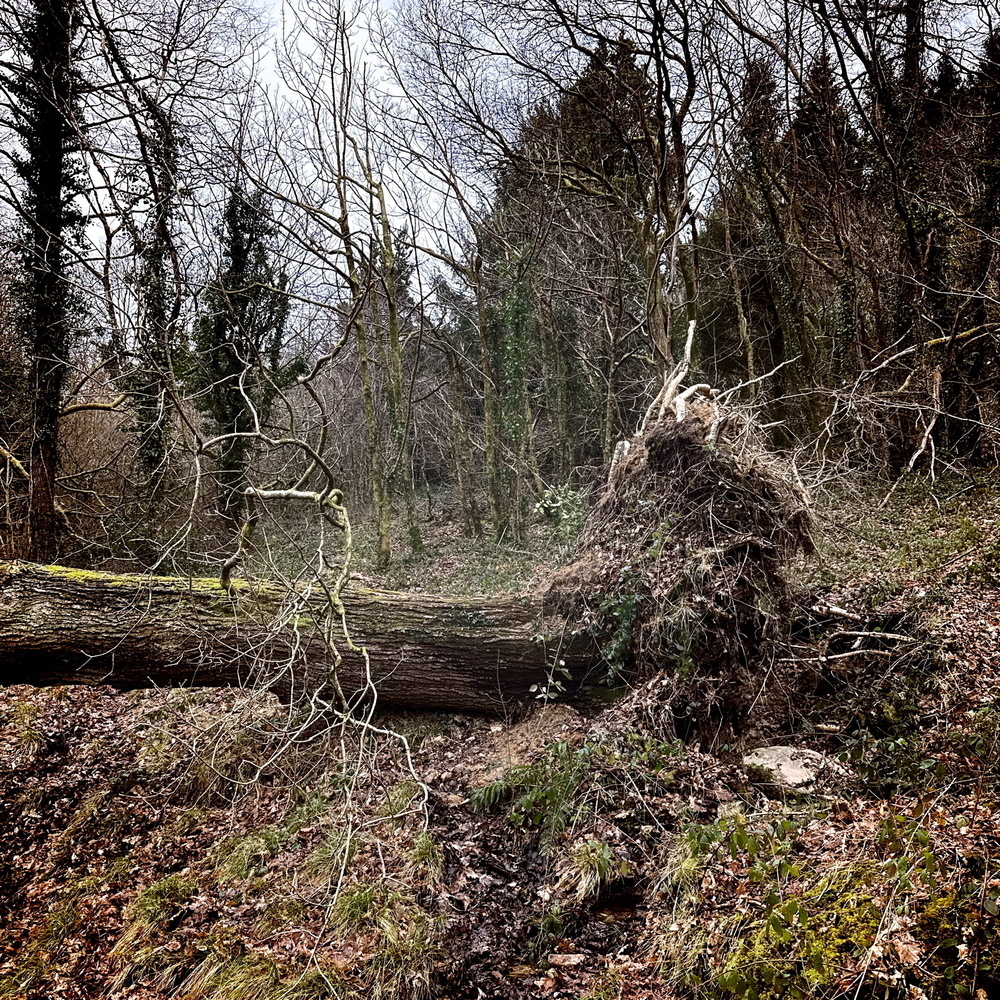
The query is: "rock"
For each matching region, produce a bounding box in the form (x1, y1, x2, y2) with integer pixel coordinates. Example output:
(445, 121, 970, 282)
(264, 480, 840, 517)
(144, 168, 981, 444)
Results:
(742, 745, 848, 791)
(547, 954, 587, 967)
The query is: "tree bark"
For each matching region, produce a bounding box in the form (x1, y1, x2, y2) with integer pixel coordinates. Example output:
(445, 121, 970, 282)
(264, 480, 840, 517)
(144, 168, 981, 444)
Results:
(0, 561, 595, 713)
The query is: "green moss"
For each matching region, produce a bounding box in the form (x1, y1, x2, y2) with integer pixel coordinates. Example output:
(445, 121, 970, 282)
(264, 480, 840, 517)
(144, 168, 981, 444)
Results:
(41, 563, 230, 590)
(213, 828, 286, 881)
(696, 847, 1000, 1000)
(912, 889, 1000, 993)
(743, 763, 778, 785)
(42, 563, 122, 583)
(714, 865, 881, 998)
(38, 564, 266, 612)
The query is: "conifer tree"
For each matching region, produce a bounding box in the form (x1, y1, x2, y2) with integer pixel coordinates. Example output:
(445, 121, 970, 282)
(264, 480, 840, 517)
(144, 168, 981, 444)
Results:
(1, 0, 85, 560)
(186, 187, 300, 523)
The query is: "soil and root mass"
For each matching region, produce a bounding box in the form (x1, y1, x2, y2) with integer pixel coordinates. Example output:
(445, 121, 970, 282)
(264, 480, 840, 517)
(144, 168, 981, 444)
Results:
(547, 391, 813, 744)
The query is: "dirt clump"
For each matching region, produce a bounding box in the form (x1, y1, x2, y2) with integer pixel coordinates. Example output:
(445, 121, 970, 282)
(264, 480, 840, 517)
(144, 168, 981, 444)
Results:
(546, 401, 813, 744)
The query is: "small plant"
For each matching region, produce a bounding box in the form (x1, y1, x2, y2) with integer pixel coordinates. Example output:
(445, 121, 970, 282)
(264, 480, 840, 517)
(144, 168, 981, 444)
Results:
(377, 779, 423, 828)
(663, 812, 807, 892)
(469, 740, 592, 844)
(299, 830, 359, 886)
(406, 831, 444, 881)
(581, 967, 625, 1000)
(125, 873, 197, 928)
(111, 871, 198, 972)
(8, 701, 42, 754)
(255, 897, 309, 935)
(963, 535, 1000, 586)
(561, 839, 630, 900)
(328, 880, 440, 998)
(329, 881, 381, 932)
(534, 482, 587, 546)
(528, 902, 566, 962)
(839, 730, 944, 795)
(213, 827, 286, 881)
(178, 953, 346, 1000)
(595, 570, 644, 685)
(529, 636, 574, 701)
(283, 793, 331, 834)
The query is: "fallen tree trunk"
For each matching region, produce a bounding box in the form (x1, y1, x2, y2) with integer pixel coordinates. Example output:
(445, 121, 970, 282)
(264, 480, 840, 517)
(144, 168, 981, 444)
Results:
(0, 561, 596, 713)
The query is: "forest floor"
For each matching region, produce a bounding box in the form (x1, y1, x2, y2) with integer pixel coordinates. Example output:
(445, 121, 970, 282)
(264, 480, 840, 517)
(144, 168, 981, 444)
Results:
(3, 474, 1000, 999)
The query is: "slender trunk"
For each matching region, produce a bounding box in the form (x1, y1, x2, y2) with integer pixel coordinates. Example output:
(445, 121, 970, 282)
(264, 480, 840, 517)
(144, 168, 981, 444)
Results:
(472, 260, 507, 539)
(335, 167, 392, 569)
(354, 313, 392, 570)
(17, 0, 81, 562)
(723, 210, 756, 387)
(376, 189, 423, 556)
(446, 348, 483, 537)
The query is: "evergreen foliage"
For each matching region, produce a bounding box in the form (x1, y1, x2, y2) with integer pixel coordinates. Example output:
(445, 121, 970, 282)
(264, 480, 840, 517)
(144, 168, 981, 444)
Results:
(1, 0, 85, 560)
(185, 187, 301, 522)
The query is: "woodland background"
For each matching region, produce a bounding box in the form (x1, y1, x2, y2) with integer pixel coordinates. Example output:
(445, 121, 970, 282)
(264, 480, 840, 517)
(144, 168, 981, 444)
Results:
(6, 3, 1000, 999)
(2, 0, 999, 572)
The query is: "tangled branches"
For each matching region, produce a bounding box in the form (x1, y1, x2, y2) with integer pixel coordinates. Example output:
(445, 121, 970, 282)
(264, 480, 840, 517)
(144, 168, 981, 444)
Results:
(546, 343, 813, 744)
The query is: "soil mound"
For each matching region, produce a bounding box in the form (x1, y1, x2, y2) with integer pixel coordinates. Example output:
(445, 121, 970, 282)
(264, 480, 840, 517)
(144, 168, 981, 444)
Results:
(546, 392, 812, 743)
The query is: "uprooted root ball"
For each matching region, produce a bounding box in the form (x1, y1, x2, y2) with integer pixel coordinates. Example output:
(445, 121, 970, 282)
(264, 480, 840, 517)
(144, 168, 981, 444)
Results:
(545, 403, 813, 743)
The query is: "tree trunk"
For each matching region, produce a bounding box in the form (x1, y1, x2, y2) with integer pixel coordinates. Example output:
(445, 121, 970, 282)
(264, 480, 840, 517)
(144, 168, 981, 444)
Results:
(0, 561, 595, 713)
(12, 0, 86, 564)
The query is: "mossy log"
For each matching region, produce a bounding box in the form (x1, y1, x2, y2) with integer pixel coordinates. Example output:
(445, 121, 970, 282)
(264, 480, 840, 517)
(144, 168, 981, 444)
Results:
(0, 561, 596, 713)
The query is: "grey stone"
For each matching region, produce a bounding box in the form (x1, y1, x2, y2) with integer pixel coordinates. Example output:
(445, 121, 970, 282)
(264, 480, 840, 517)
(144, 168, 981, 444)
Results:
(742, 745, 848, 791)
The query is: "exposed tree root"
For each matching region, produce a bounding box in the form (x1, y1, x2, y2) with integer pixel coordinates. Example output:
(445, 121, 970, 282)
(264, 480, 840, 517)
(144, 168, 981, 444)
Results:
(547, 361, 813, 743)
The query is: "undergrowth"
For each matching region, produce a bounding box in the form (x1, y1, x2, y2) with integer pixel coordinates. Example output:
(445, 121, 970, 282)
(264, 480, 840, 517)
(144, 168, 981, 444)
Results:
(469, 733, 684, 847)
(652, 804, 1000, 999)
(809, 472, 1000, 606)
